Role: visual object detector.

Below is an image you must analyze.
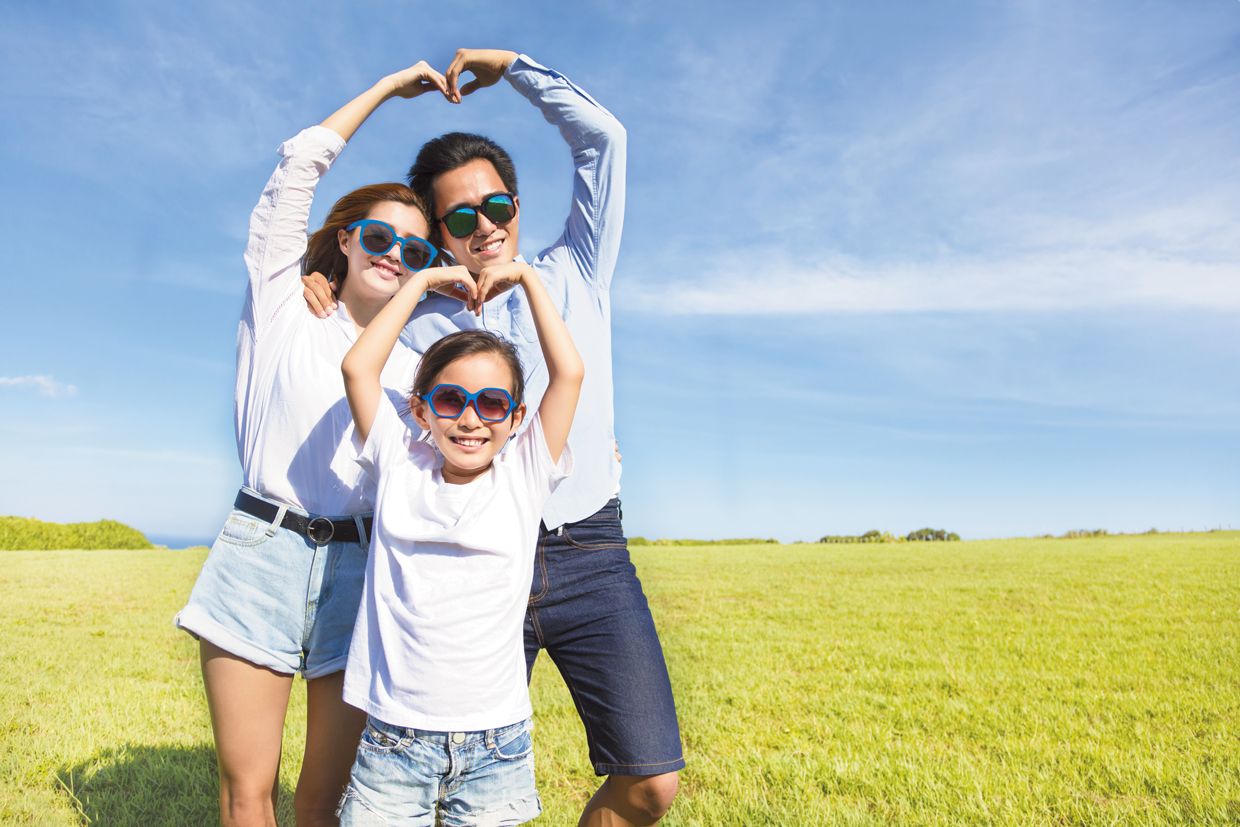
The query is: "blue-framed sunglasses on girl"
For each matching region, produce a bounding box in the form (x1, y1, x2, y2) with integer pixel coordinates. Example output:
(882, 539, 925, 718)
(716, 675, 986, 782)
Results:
(426, 384, 515, 422)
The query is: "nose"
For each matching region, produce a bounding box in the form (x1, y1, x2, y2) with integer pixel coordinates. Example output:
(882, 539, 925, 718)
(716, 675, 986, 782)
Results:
(456, 401, 484, 427)
(473, 210, 498, 236)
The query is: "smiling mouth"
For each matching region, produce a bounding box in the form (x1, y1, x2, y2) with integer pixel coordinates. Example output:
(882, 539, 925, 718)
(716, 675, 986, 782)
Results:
(372, 259, 400, 276)
(450, 437, 487, 447)
(473, 238, 504, 254)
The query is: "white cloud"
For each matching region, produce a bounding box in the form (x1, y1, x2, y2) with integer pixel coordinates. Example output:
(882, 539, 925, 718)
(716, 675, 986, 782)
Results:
(0, 375, 78, 398)
(616, 248, 1240, 314)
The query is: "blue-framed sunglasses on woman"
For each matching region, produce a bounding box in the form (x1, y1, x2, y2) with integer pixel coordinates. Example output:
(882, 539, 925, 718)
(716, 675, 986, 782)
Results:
(346, 219, 439, 271)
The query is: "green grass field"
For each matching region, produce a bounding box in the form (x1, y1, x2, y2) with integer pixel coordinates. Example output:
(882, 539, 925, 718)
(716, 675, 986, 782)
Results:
(1, 534, 1237, 825)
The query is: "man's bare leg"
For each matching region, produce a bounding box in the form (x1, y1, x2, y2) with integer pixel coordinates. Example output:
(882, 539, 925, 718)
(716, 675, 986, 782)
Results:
(578, 772, 679, 827)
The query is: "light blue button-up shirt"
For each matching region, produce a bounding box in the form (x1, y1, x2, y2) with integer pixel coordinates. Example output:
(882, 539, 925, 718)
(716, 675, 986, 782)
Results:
(401, 55, 626, 530)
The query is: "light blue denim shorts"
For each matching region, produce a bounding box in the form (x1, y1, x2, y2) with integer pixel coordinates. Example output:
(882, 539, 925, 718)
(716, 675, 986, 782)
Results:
(338, 717, 540, 827)
(174, 490, 369, 679)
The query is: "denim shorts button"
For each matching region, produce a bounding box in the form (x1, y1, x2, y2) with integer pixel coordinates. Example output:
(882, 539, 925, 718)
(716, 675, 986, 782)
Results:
(452, 732, 465, 744)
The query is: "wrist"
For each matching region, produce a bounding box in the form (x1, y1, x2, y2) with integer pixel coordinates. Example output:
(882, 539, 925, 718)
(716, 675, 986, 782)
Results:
(376, 75, 399, 101)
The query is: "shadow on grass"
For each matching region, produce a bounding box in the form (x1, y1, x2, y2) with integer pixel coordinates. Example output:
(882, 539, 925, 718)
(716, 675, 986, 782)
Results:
(55, 743, 295, 826)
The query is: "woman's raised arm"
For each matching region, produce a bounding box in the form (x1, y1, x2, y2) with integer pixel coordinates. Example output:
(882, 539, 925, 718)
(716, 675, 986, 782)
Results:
(320, 61, 447, 142)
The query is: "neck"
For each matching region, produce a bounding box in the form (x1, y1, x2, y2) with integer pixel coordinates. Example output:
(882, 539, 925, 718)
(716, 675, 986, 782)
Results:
(336, 282, 389, 333)
(441, 461, 492, 485)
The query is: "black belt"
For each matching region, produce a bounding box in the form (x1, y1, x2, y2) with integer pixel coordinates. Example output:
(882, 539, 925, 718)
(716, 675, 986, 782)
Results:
(234, 490, 372, 546)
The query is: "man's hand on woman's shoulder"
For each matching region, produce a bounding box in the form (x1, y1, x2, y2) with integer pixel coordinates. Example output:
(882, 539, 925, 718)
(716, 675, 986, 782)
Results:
(302, 272, 338, 319)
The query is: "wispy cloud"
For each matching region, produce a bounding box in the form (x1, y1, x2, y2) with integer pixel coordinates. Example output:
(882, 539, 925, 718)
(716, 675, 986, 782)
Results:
(617, 244, 1240, 314)
(0, 375, 78, 398)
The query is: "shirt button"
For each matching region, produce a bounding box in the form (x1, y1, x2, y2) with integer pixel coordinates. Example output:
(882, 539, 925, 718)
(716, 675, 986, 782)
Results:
(452, 732, 465, 744)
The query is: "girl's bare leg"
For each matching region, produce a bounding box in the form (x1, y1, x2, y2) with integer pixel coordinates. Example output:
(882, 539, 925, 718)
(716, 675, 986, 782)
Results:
(294, 671, 368, 827)
(201, 640, 294, 827)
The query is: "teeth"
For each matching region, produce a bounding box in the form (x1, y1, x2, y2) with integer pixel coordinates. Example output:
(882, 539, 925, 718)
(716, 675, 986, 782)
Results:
(452, 438, 485, 446)
(479, 240, 502, 253)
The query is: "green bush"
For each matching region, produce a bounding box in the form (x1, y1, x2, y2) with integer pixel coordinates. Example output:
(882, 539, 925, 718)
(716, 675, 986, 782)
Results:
(818, 530, 900, 544)
(907, 527, 960, 542)
(0, 516, 153, 551)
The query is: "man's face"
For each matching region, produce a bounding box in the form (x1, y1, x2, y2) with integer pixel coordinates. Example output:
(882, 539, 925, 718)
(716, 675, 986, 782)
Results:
(432, 158, 520, 275)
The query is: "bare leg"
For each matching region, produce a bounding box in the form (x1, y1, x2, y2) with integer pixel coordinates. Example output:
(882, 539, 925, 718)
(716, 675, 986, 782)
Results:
(294, 671, 369, 827)
(201, 640, 294, 827)
(578, 772, 680, 827)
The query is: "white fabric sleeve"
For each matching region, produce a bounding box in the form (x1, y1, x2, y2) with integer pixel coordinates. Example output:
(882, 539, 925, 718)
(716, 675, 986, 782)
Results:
(240, 125, 346, 344)
(503, 410, 573, 507)
(354, 392, 410, 484)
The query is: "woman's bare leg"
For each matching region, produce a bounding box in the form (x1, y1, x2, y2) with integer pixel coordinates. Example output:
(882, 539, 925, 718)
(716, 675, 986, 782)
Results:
(201, 640, 294, 827)
(294, 671, 368, 827)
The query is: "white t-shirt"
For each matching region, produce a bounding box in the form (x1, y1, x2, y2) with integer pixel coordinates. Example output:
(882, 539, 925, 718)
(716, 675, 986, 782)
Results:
(235, 125, 421, 517)
(344, 396, 572, 731)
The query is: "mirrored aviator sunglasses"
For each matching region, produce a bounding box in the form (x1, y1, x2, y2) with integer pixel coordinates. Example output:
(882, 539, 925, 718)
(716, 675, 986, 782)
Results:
(428, 384, 514, 422)
(346, 220, 438, 271)
(439, 194, 517, 239)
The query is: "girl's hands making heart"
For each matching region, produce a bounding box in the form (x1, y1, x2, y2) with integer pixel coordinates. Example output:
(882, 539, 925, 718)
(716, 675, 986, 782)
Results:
(418, 264, 478, 306)
(470, 262, 535, 315)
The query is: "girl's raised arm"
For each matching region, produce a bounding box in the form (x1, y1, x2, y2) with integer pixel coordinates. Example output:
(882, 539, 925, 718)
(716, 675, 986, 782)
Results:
(474, 264, 584, 464)
(342, 267, 477, 443)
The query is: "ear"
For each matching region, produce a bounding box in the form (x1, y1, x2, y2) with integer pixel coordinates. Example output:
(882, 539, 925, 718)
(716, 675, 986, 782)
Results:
(338, 227, 351, 256)
(411, 397, 432, 431)
(508, 402, 526, 434)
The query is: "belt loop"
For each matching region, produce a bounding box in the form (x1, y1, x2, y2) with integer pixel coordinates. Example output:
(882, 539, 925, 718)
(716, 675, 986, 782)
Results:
(354, 514, 369, 552)
(266, 504, 288, 537)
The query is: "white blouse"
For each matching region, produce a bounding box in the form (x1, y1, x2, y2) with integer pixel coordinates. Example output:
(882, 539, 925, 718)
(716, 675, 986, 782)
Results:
(234, 125, 420, 518)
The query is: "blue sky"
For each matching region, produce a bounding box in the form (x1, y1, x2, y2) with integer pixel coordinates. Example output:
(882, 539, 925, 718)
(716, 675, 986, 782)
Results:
(1, 0, 1237, 545)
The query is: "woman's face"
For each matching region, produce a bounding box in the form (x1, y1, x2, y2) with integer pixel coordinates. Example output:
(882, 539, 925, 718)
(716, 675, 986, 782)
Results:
(337, 201, 432, 303)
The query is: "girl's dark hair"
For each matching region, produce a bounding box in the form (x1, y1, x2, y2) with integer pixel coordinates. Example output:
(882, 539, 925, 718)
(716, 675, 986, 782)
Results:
(406, 133, 518, 247)
(302, 183, 430, 289)
(413, 329, 525, 408)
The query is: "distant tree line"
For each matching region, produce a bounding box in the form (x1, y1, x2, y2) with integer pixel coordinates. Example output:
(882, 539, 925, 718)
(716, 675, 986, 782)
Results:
(818, 528, 960, 544)
(1, 516, 154, 551)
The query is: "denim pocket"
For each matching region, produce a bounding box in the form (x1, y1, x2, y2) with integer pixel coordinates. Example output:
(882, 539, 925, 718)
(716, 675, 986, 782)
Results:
(489, 723, 533, 762)
(562, 521, 628, 552)
(217, 511, 267, 546)
(359, 720, 405, 755)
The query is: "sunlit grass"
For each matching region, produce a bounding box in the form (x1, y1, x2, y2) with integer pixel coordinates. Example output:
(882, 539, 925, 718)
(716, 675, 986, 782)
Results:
(2, 534, 1237, 825)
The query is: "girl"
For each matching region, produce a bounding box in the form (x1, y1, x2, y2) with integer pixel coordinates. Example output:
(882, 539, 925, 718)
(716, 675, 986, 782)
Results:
(336, 257, 583, 825)
(175, 61, 457, 827)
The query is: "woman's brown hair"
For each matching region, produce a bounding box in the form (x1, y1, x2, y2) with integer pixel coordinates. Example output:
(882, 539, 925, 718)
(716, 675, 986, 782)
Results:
(302, 183, 430, 289)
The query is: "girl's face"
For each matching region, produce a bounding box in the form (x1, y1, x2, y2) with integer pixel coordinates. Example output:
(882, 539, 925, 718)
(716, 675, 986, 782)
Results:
(337, 202, 432, 304)
(411, 352, 526, 485)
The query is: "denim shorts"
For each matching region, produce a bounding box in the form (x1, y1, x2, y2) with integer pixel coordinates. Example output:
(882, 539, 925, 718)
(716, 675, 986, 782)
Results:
(173, 490, 369, 679)
(525, 498, 685, 777)
(338, 717, 540, 827)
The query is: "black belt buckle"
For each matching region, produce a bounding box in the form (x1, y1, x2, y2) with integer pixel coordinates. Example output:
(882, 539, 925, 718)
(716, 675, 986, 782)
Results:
(306, 517, 335, 545)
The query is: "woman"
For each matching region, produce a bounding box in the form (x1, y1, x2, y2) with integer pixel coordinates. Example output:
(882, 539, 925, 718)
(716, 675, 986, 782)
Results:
(175, 61, 454, 827)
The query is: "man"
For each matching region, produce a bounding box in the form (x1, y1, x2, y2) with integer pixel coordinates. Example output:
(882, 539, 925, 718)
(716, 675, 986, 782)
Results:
(306, 49, 682, 827)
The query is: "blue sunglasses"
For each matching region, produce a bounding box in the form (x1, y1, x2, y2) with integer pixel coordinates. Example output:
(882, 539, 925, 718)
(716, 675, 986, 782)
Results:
(346, 219, 438, 272)
(426, 384, 515, 422)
